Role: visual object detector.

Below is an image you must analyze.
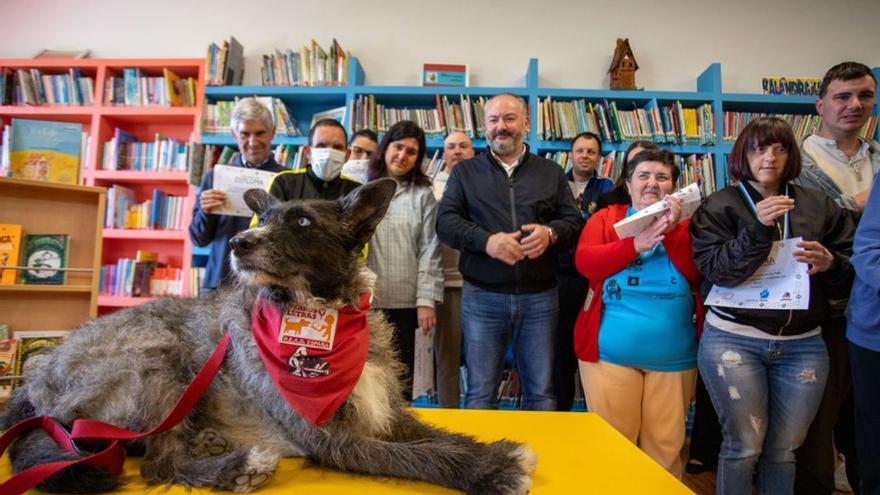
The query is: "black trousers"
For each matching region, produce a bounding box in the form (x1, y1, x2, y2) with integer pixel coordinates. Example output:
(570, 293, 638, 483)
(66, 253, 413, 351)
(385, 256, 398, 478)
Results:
(553, 273, 587, 412)
(688, 373, 722, 469)
(850, 340, 880, 495)
(381, 308, 419, 402)
(795, 316, 860, 495)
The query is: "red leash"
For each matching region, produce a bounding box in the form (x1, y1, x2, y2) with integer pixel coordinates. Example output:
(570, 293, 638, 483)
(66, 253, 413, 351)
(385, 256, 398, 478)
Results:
(0, 333, 231, 495)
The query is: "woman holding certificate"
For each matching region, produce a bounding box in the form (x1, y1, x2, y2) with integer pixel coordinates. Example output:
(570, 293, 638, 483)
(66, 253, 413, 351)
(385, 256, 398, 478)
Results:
(573, 149, 704, 478)
(690, 117, 856, 495)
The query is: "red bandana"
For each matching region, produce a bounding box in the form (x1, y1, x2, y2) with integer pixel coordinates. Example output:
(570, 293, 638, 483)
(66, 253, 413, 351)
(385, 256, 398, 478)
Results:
(251, 293, 371, 426)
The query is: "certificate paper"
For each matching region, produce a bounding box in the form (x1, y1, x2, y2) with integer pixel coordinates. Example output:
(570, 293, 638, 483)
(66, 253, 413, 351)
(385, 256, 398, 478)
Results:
(706, 237, 810, 310)
(212, 165, 278, 217)
(613, 182, 702, 239)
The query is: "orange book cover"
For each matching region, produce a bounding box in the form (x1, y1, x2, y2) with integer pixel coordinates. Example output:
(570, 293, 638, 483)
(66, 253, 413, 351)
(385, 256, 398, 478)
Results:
(0, 224, 23, 285)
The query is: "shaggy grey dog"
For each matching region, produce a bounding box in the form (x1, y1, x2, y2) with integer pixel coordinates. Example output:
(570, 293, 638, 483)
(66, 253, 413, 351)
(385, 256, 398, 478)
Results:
(2, 179, 536, 494)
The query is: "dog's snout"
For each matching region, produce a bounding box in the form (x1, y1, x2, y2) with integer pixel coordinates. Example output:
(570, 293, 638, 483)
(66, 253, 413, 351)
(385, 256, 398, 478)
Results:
(229, 232, 257, 255)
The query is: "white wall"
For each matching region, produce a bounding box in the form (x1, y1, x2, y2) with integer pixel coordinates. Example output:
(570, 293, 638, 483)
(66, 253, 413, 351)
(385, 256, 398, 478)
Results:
(2, 0, 879, 92)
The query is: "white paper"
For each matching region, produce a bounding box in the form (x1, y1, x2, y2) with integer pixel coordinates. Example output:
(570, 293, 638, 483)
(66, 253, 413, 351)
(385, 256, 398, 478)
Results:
(706, 237, 810, 310)
(613, 182, 702, 239)
(212, 165, 278, 217)
(412, 327, 436, 402)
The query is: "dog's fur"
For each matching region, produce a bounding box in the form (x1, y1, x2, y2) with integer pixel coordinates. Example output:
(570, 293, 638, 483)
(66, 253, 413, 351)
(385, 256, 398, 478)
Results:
(1, 178, 536, 494)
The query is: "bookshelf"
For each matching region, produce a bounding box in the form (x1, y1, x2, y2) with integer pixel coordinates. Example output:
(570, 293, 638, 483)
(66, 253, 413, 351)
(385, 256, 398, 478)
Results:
(0, 177, 104, 332)
(202, 58, 880, 195)
(0, 58, 205, 314)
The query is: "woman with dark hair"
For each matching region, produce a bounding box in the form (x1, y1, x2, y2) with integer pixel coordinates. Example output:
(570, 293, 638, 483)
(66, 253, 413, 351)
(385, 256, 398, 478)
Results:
(594, 140, 659, 210)
(574, 148, 703, 478)
(690, 117, 856, 494)
(366, 120, 443, 401)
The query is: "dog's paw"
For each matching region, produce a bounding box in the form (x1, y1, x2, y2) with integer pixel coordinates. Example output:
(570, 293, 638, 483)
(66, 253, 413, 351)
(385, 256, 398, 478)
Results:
(228, 447, 278, 493)
(192, 428, 231, 456)
(466, 440, 535, 495)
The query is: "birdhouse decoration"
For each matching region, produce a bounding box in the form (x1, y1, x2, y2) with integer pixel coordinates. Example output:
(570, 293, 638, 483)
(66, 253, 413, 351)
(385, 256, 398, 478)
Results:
(609, 38, 638, 90)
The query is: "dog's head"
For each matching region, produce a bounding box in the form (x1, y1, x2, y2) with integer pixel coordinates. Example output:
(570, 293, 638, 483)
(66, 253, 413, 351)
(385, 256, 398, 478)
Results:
(229, 178, 397, 304)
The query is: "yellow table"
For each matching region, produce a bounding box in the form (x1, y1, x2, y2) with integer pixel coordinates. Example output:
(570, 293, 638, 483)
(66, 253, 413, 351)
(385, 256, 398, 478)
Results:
(4, 409, 693, 494)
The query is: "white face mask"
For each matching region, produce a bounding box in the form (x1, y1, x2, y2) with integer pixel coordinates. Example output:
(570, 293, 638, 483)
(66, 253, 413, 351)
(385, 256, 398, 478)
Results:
(310, 148, 346, 181)
(340, 159, 370, 183)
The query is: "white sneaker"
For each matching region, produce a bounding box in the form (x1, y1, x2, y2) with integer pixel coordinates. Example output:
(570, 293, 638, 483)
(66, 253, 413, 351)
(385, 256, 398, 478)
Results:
(835, 455, 853, 493)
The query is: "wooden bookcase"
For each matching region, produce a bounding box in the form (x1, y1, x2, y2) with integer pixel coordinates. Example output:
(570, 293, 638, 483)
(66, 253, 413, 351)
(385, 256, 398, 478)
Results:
(0, 177, 104, 332)
(0, 58, 205, 315)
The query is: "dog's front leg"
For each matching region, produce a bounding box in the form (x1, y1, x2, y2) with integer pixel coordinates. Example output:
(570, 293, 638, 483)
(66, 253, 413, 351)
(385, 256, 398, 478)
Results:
(140, 425, 279, 493)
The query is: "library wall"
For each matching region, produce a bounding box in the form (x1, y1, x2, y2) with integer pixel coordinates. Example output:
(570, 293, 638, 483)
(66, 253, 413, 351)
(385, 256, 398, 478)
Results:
(2, 0, 879, 91)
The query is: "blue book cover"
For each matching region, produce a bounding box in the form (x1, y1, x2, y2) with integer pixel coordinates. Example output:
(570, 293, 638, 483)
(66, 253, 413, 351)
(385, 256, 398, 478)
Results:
(9, 118, 82, 184)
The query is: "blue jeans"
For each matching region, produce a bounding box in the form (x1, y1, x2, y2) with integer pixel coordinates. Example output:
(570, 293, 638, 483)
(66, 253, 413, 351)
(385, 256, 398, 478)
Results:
(698, 322, 829, 495)
(460, 282, 558, 410)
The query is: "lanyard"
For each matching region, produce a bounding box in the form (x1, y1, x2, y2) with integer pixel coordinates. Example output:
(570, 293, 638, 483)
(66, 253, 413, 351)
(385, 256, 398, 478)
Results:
(737, 182, 790, 240)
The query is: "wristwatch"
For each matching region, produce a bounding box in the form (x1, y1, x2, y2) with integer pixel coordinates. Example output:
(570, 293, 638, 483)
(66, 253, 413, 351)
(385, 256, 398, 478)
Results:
(546, 226, 558, 246)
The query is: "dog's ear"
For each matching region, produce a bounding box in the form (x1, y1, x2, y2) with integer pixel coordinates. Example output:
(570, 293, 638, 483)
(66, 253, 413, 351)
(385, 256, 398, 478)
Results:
(340, 178, 396, 248)
(244, 189, 280, 216)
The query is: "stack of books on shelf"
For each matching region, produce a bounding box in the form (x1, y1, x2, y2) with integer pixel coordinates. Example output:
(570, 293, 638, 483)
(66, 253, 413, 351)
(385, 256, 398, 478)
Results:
(0, 68, 95, 106)
(260, 39, 350, 86)
(722, 111, 879, 143)
(438, 95, 487, 139)
(99, 250, 184, 297)
(104, 186, 186, 230)
(352, 95, 445, 137)
(1, 119, 88, 185)
(544, 150, 717, 196)
(202, 97, 300, 136)
(537, 97, 715, 145)
(103, 68, 196, 107)
(206, 36, 244, 86)
(273, 144, 306, 170)
(101, 129, 200, 172)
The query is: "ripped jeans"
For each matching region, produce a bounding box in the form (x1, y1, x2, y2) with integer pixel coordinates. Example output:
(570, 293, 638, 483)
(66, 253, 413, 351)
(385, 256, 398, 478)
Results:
(697, 322, 829, 495)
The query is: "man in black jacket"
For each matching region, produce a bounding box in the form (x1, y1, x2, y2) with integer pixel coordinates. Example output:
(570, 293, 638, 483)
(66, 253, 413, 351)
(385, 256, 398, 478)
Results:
(437, 93, 583, 410)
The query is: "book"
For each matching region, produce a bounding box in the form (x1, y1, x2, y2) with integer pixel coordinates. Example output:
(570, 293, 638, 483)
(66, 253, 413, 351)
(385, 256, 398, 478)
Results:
(0, 224, 23, 285)
(422, 64, 468, 87)
(21, 234, 69, 285)
(0, 339, 17, 399)
(163, 68, 182, 107)
(224, 36, 245, 85)
(309, 106, 346, 128)
(8, 118, 82, 185)
(11, 330, 71, 389)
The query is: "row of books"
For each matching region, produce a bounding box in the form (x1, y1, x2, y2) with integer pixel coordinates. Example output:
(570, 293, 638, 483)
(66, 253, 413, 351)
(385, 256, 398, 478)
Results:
(543, 150, 718, 196)
(206, 36, 245, 86)
(438, 95, 488, 139)
(0, 329, 71, 397)
(202, 97, 301, 136)
(351, 95, 446, 136)
(260, 39, 350, 86)
(104, 186, 187, 230)
(0, 225, 69, 286)
(1, 119, 86, 186)
(190, 266, 206, 298)
(273, 144, 307, 169)
(103, 68, 196, 107)
(0, 68, 95, 106)
(537, 98, 716, 145)
(99, 252, 184, 297)
(722, 112, 879, 143)
(100, 129, 199, 172)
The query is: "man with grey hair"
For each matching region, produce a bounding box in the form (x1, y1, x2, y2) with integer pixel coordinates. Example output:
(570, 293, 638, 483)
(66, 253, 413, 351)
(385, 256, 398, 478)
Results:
(437, 93, 583, 410)
(190, 97, 286, 291)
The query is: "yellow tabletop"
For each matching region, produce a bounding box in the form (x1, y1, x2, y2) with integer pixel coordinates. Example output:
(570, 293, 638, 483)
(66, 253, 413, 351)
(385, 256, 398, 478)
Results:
(4, 408, 693, 494)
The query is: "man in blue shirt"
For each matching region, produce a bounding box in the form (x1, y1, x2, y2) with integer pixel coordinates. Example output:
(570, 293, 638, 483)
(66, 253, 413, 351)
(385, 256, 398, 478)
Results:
(190, 97, 285, 292)
(554, 132, 613, 411)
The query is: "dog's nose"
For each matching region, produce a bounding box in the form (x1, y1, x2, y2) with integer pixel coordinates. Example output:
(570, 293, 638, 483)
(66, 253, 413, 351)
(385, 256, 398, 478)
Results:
(229, 232, 257, 255)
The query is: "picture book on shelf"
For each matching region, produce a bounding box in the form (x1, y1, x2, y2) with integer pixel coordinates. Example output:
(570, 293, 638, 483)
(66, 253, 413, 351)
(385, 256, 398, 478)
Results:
(11, 330, 71, 389)
(21, 234, 69, 285)
(0, 224, 23, 285)
(8, 118, 82, 185)
(0, 339, 18, 399)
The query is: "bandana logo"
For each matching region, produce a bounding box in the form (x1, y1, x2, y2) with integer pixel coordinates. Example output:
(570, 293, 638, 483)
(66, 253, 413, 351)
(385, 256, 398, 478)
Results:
(279, 306, 338, 350)
(287, 347, 331, 378)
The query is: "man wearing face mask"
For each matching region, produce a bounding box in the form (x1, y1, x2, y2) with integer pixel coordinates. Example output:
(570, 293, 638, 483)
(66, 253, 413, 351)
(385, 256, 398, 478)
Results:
(340, 129, 378, 183)
(191, 97, 286, 292)
(263, 119, 362, 206)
